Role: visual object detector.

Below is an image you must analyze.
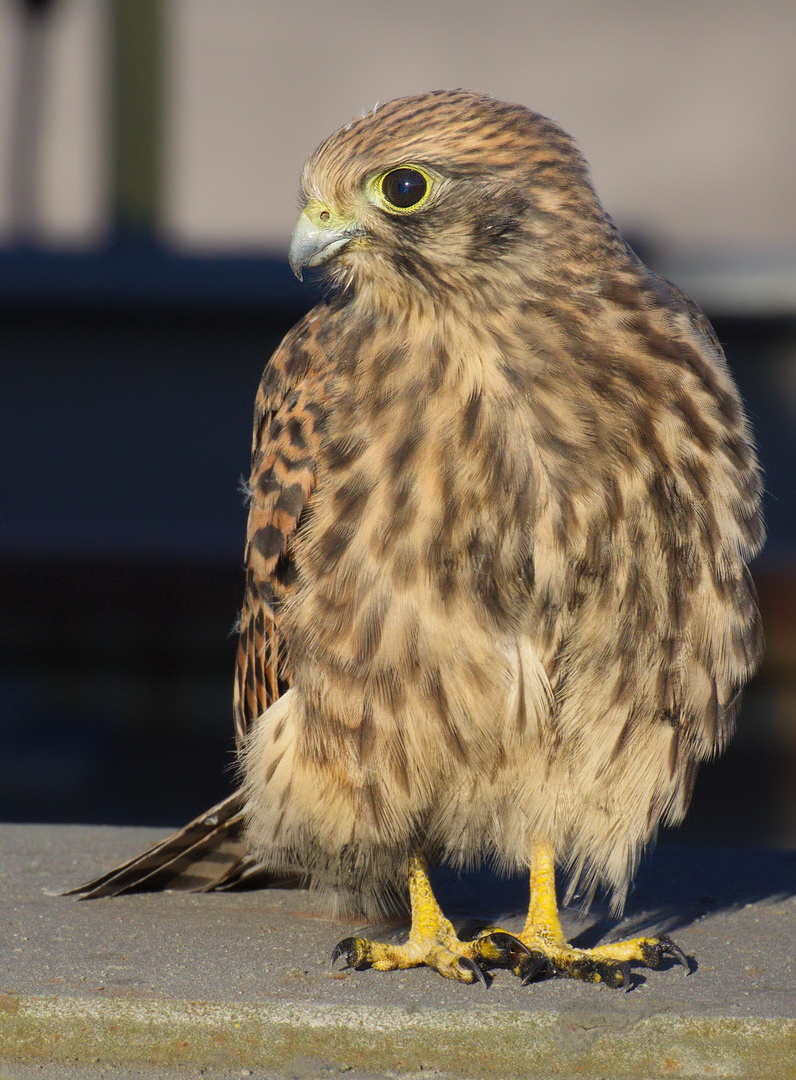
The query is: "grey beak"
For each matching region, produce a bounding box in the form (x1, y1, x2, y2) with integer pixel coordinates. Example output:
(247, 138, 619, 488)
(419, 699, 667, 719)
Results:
(288, 211, 359, 281)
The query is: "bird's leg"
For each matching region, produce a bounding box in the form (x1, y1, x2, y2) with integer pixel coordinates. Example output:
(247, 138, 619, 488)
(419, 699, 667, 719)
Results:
(332, 853, 536, 985)
(478, 842, 690, 988)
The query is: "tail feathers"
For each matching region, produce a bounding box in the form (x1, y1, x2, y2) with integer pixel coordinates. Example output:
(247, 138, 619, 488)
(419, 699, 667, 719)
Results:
(65, 791, 292, 899)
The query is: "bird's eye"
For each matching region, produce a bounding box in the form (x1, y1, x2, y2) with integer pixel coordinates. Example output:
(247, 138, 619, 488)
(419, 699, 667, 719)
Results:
(379, 167, 430, 211)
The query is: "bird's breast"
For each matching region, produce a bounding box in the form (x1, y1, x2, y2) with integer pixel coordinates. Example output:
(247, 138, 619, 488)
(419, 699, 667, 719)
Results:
(279, 338, 545, 738)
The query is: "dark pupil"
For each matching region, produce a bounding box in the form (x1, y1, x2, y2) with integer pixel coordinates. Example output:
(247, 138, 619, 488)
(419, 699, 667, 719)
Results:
(382, 168, 427, 208)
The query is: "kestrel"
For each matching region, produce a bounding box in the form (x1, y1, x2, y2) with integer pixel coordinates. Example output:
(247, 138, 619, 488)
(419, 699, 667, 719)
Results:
(74, 91, 764, 988)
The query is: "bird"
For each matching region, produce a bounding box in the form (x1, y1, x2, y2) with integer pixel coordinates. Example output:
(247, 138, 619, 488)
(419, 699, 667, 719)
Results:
(72, 90, 764, 988)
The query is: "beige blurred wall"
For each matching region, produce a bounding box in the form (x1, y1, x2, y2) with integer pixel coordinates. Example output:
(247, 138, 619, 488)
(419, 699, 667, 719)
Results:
(1, 0, 795, 257)
(163, 0, 796, 254)
(0, 0, 107, 244)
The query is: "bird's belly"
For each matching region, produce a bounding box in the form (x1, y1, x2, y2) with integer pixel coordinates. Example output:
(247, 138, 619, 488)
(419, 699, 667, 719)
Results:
(288, 551, 519, 779)
(277, 470, 529, 826)
(243, 387, 551, 869)
(244, 516, 553, 885)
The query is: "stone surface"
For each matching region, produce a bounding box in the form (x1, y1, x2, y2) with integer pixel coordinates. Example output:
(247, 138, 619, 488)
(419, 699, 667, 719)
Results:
(1, 825, 795, 1078)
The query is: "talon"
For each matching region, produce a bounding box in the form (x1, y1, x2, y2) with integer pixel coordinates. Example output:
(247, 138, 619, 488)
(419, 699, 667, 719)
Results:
(518, 952, 550, 985)
(478, 930, 540, 970)
(331, 936, 362, 970)
(330, 938, 349, 967)
(458, 923, 494, 942)
(488, 930, 536, 958)
(457, 956, 489, 988)
(659, 934, 691, 973)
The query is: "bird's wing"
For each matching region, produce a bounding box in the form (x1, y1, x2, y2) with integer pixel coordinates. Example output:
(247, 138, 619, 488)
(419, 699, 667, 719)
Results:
(67, 306, 333, 898)
(233, 308, 333, 745)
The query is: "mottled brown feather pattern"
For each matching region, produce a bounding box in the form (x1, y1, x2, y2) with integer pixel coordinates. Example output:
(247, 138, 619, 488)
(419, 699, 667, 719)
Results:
(71, 90, 763, 910)
(233, 306, 336, 747)
(241, 91, 763, 915)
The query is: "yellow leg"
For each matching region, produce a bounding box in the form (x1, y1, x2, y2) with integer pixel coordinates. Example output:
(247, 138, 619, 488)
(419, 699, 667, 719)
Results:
(522, 842, 567, 947)
(478, 842, 690, 988)
(332, 854, 493, 984)
(332, 844, 689, 988)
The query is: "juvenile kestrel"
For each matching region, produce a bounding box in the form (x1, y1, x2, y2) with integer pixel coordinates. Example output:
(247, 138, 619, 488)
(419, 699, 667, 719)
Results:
(75, 91, 764, 988)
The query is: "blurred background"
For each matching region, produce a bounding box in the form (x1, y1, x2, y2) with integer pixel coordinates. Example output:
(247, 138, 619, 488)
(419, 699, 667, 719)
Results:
(1, 0, 794, 849)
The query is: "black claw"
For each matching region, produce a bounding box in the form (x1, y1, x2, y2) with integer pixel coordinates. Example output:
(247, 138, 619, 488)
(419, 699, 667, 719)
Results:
(479, 930, 545, 976)
(457, 922, 493, 942)
(659, 934, 691, 973)
(519, 953, 551, 985)
(488, 931, 536, 959)
(331, 937, 357, 969)
(458, 956, 489, 988)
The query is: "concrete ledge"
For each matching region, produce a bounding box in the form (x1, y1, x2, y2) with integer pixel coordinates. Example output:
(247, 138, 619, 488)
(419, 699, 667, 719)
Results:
(1, 995, 795, 1078)
(1, 826, 794, 1078)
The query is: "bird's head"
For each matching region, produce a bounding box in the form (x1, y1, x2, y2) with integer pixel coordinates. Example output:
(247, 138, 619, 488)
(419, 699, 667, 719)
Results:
(288, 90, 617, 310)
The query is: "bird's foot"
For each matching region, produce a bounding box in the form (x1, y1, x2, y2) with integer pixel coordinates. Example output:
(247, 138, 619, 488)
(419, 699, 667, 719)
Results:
(331, 927, 498, 985)
(474, 927, 689, 988)
(331, 855, 544, 985)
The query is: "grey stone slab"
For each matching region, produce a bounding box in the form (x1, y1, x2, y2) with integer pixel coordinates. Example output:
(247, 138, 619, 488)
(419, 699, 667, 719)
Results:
(1, 825, 795, 1079)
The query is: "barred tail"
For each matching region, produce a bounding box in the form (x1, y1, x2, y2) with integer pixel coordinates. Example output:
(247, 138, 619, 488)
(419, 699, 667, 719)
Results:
(65, 791, 291, 898)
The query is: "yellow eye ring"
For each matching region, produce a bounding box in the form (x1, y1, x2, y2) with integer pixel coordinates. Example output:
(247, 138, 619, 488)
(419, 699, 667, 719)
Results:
(374, 165, 433, 214)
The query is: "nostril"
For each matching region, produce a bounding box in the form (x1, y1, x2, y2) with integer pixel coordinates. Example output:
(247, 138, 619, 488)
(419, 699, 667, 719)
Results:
(319, 210, 330, 222)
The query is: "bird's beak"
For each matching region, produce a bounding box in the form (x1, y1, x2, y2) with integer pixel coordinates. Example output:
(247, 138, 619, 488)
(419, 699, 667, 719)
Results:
(288, 203, 363, 281)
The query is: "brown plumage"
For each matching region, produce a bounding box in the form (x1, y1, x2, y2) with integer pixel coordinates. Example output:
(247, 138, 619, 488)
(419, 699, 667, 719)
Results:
(240, 90, 763, 916)
(73, 91, 763, 983)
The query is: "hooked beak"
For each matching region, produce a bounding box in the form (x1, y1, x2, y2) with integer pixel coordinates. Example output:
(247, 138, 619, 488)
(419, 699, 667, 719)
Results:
(288, 206, 363, 281)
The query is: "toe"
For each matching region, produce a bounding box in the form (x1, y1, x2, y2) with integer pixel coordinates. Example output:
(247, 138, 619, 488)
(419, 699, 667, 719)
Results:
(456, 956, 490, 988)
(331, 936, 368, 970)
(609, 960, 633, 991)
(464, 930, 550, 983)
(557, 953, 631, 989)
(424, 943, 488, 984)
(641, 934, 691, 973)
(475, 930, 546, 970)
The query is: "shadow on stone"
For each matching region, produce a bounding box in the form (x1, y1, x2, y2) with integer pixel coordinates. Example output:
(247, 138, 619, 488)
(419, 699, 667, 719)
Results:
(425, 844, 796, 945)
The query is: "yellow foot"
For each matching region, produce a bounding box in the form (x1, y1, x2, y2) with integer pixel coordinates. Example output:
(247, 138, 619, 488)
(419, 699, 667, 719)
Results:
(330, 855, 542, 986)
(331, 929, 489, 985)
(330, 845, 690, 989)
(332, 927, 546, 986)
(475, 927, 689, 989)
(468, 842, 693, 989)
